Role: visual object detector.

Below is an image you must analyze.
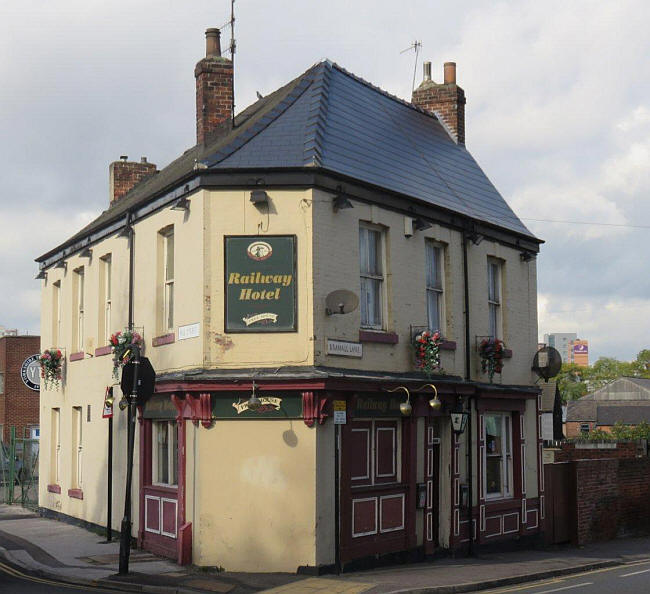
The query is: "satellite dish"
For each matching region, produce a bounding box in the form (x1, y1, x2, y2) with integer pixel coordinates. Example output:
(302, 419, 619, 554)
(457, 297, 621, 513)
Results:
(325, 290, 359, 316)
(532, 346, 562, 381)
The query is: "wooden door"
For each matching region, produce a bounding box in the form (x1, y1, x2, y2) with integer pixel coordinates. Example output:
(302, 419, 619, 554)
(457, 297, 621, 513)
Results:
(340, 418, 413, 563)
(544, 462, 574, 544)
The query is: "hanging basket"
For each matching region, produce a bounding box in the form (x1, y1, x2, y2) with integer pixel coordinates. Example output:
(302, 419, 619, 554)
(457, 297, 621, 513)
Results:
(110, 329, 143, 380)
(479, 338, 505, 383)
(39, 349, 64, 390)
(413, 329, 442, 376)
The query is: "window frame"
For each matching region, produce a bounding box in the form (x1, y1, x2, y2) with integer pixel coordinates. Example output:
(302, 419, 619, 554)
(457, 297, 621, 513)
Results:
(487, 259, 502, 339)
(100, 254, 112, 344)
(160, 227, 175, 332)
(483, 412, 513, 500)
(425, 240, 445, 334)
(152, 420, 178, 488)
(51, 408, 61, 484)
(74, 267, 85, 351)
(359, 224, 386, 330)
(71, 406, 83, 488)
(52, 280, 61, 347)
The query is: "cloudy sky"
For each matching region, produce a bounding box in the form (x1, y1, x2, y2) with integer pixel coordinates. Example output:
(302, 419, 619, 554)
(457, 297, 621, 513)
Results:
(1, 0, 649, 362)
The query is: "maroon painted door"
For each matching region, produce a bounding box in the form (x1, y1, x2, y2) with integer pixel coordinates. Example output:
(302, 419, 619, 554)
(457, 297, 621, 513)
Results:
(140, 420, 182, 559)
(340, 417, 414, 563)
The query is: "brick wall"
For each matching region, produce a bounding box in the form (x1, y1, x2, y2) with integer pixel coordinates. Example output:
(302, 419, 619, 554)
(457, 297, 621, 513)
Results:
(0, 336, 41, 443)
(553, 440, 637, 462)
(195, 57, 233, 144)
(412, 83, 466, 144)
(109, 158, 157, 203)
(567, 455, 650, 545)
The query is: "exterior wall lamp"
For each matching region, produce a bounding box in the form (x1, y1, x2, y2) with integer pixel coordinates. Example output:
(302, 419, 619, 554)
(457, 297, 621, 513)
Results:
(170, 196, 190, 211)
(250, 189, 269, 206)
(387, 386, 412, 416)
(79, 247, 93, 258)
(54, 260, 67, 271)
(247, 381, 262, 411)
(413, 217, 432, 231)
(35, 269, 47, 280)
(451, 398, 469, 433)
(417, 383, 441, 410)
(332, 186, 354, 212)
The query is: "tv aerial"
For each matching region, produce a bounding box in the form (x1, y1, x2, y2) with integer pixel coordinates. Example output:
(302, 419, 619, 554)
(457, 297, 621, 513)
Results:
(325, 290, 359, 316)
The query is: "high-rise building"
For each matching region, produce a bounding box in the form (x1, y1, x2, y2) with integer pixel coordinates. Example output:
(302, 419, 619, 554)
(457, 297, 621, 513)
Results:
(542, 333, 589, 367)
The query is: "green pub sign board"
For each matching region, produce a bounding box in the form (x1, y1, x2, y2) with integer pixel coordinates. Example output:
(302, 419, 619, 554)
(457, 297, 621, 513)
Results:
(224, 235, 297, 332)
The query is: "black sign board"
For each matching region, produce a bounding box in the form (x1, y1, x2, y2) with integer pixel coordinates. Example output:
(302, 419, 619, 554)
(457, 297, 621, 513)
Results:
(224, 235, 297, 332)
(20, 354, 41, 391)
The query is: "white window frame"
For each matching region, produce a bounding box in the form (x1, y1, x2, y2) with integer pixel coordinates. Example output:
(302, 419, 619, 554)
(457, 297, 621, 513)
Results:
(72, 406, 83, 488)
(162, 229, 175, 332)
(51, 408, 60, 484)
(74, 267, 85, 351)
(53, 281, 61, 347)
(152, 421, 178, 487)
(487, 259, 502, 339)
(425, 241, 445, 334)
(483, 412, 513, 500)
(359, 224, 386, 330)
(102, 255, 112, 344)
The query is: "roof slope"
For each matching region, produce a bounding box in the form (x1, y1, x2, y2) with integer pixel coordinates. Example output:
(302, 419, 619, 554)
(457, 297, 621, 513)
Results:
(38, 59, 536, 261)
(206, 61, 534, 238)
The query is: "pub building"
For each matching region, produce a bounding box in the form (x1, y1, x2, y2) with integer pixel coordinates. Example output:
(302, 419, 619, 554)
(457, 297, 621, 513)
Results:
(36, 28, 543, 573)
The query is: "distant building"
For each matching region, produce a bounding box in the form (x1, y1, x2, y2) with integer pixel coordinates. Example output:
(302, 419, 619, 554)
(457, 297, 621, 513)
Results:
(543, 333, 588, 367)
(0, 334, 41, 443)
(565, 377, 650, 437)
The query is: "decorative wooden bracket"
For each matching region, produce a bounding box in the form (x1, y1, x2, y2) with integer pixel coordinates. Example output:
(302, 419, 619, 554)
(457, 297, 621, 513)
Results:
(302, 391, 328, 427)
(171, 392, 213, 428)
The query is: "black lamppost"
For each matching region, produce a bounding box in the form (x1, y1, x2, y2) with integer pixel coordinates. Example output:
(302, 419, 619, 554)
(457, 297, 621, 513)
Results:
(118, 343, 140, 575)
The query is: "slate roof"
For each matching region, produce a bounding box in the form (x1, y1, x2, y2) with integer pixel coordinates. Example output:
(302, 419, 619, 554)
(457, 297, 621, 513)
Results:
(566, 377, 650, 423)
(38, 60, 537, 262)
(597, 405, 650, 426)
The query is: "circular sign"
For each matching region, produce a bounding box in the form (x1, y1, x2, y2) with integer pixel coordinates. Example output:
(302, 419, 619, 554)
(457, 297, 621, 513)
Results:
(246, 241, 272, 261)
(21, 354, 41, 391)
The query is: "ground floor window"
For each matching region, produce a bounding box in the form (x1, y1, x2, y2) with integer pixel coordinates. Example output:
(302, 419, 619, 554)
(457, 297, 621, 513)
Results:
(152, 421, 178, 487)
(484, 412, 513, 499)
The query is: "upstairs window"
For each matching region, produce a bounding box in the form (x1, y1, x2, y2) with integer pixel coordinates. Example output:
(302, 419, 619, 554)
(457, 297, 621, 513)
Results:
(100, 255, 112, 344)
(426, 242, 445, 334)
(52, 281, 61, 347)
(359, 225, 385, 329)
(162, 228, 175, 331)
(487, 259, 502, 339)
(71, 406, 83, 488)
(74, 267, 85, 351)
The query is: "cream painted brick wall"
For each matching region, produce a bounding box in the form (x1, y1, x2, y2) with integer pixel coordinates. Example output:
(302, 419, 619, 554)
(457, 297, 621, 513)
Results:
(312, 188, 538, 386)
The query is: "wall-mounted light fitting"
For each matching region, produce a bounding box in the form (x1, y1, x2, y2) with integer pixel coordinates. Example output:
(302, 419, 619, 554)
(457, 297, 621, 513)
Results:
(35, 269, 47, 280)
(417, 383, 441, 410)
(116, 225, 132, 239)
(247, 381, 262, 411)
(79, 247, 93, 258)
(250, 189, 270, 206)
(413, 217, 432, 231)
(170, 196, 190, 211)
(332, 186, 354, 212)
(387, 386, 412, 416)
(469, 232, 484, 246)
(520, 251, 535, 262)
(55, 260, 67, 270)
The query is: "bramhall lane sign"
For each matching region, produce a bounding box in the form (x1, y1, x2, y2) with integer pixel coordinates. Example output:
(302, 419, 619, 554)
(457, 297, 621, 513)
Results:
(224, 235, 297, 332)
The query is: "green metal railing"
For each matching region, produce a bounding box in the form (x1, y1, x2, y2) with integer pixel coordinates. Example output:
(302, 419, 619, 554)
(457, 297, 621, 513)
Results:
(1, 427, 39, 508)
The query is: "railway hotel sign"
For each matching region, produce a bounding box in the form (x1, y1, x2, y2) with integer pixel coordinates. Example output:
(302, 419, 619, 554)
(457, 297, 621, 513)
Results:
(225, 236, 297, 332)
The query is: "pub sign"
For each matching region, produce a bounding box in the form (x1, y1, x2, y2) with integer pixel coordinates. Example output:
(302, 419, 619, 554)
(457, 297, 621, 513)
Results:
(225, 235, 297, 332)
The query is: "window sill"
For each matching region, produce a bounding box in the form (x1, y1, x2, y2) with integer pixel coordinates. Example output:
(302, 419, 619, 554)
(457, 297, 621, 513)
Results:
(153, 333, 175, 347)
(95, 345, 112, 357)
(47, 484, 61, 494)
(68, 488, 83, 500)
(359, 330, 399, 344)
(69, 351, 85, 362)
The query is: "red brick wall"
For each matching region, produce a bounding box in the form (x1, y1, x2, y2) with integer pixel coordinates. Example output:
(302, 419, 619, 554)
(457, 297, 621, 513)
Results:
(567, 455, 650, 545)
(554, 441, 637, 462)
(109, 159, 157, 203)
(0, 336, 41, 443)
(412, 83, 466, 144)
(195, 57, 233, 145)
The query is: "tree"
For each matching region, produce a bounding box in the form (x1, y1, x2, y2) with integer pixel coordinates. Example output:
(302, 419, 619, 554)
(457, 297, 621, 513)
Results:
(631, 349, 650, 378)
(556, 363, 588, 402)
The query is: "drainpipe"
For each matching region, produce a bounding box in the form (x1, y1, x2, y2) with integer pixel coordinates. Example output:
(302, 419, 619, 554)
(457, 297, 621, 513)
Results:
(462, 230, 474, 556)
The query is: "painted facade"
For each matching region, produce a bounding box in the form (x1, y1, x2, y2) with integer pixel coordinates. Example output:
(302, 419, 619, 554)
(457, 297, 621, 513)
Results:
(37, 29, 543, 573)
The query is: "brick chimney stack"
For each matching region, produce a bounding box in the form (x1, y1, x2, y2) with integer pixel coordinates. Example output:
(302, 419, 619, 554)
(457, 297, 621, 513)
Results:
(109, 156, 157, 204)
(195, 28, 233, 145)
(412, 61, 466, 145)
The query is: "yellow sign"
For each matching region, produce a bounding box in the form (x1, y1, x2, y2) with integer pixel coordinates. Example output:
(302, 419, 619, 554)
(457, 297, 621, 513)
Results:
(333, 400, 346, 411)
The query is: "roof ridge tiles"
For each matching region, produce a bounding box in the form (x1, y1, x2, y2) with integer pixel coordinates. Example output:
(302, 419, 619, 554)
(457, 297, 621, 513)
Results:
(303, 61, 332, 167)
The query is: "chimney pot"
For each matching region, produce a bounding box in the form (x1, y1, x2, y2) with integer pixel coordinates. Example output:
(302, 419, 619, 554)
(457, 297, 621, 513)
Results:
(140, 156, 147, 163)
(120, 155, 128, 161)
(444, 62, 456, 85)
(205, 28, 222, 58)
(423, 61, 432, 82)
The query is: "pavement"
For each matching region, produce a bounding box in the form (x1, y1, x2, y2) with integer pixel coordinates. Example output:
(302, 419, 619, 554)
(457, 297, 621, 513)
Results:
(1, 503, 650, 594)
